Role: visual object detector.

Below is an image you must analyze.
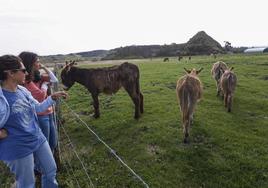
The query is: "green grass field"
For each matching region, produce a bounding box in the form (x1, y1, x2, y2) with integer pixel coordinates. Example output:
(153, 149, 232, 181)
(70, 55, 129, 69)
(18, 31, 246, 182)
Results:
(1, 54, 268, 188)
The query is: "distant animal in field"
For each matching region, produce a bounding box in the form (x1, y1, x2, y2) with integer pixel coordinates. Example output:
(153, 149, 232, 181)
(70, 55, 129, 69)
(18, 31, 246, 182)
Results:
(210, 53, 217, 59)
(211, 61, 228, 96)
(163, 57, 169, 62)
(176, 67, 203, 143)
(178, 56, 183, 61)
(61, 61, 144, 119)
(188, 56, 191, 60)
(220, 67, 237, 112)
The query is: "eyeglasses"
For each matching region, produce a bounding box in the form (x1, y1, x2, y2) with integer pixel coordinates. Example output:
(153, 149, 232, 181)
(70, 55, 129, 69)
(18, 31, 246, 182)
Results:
(4, 68, 27, 74)
(13, 69, 27, 73)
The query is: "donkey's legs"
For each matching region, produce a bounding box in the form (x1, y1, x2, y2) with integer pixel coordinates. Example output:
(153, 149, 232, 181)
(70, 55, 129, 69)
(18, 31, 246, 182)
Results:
(224, 93, 228, 108)
(183, 119, 190, 144)
(217, 81, 224, 98)
(190, 113, 194, 125)
(91, 93, 100, 118)
(139, 93, 144, 114)
(227, 94, 232, 112)
(132, 94, 141, 119)
(216, 81, 221, 96)
(124, 85, 140, 119)
(183, 99, 195, 143)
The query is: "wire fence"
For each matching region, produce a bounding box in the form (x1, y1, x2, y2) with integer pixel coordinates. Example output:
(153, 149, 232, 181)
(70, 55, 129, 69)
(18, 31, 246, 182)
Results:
(59, 120, 94, 188)
(53, 63, 149, 188)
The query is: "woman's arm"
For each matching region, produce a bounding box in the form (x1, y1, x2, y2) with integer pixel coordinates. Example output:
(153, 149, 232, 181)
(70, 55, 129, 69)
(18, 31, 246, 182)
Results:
(24, 87, 67, 112)
(48, 70, 58, 83)
(19, 85, 67, 113)
(40, 64, 58, 83)
(25, 81, 47, 102)
(34, 91, 68, 113)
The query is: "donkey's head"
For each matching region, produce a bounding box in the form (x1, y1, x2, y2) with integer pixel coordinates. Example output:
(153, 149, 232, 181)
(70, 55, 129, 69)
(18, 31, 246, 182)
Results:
(223, 66, 234, 74)
(61, 60, 76, 90)
(184, 67, 203, 76)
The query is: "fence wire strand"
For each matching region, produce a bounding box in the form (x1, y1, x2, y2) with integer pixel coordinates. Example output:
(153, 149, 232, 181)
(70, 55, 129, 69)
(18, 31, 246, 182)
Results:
(59, 121, 95, 188)
(61, 150, 82, 188)
(53, 68, 149, 187)
(60, 99, 149, 188)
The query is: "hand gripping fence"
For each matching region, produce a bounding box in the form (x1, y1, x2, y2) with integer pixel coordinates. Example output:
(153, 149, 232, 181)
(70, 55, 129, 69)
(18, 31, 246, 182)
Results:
(60, 99, 149, 188)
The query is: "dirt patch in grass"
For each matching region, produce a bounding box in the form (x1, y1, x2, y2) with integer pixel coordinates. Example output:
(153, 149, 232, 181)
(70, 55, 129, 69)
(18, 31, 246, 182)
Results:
(261, 75, 268, 80)
(78, 110, 91, 116)
(150, 81, 161, 86)
(147, 144, 164, 155)
(101, 97, 115, 109)
(165, 82, 176, 90)
(245, 73, 258, 77)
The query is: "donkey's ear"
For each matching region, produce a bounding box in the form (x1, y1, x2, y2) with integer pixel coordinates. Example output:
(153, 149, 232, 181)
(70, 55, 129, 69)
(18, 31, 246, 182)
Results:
(230, 67, 234, 71)
(65, 65, 71, 73)
(73, 60, 78, 65)
(197, 67, 204, 74)
(65, 61, 69, 66)
(184, 67, 191, 73)
(70, 60, 76, 66)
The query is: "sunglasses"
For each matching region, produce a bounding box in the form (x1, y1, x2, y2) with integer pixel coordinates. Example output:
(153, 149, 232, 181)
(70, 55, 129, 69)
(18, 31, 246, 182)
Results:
(9, 68, 27, 73)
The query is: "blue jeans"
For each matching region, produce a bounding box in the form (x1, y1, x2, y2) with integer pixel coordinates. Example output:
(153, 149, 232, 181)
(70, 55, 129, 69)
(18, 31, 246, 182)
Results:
(4, 141, 58, 188)
(38, 114, 57, 151)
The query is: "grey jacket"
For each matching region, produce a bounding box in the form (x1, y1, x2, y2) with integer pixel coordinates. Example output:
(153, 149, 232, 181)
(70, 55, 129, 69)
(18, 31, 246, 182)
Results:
(0, 83, 10, 128)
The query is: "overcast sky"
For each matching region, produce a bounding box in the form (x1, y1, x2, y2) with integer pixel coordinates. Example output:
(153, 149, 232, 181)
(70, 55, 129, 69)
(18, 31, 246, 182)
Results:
(0, 0, 267, 56)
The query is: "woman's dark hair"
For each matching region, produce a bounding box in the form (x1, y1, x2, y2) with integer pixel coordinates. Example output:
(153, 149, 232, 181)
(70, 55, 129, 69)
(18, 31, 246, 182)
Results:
(0, 55, 22, 80)
(33, 70, 41, 82)
(18, 51, 38, 82)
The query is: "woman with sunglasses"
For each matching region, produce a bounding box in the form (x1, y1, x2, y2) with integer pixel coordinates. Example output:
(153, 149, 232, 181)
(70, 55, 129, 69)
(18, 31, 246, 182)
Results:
(0, 55, 67, 188)
(19, 51, 59, 153)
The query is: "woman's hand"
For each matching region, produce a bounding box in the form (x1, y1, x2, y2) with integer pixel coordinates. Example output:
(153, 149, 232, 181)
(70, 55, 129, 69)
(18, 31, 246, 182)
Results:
(39, 63, 46, 70)
(39, 64, 50, 74)
(51, 91, 68, 100)
(0, 128, 8, 139)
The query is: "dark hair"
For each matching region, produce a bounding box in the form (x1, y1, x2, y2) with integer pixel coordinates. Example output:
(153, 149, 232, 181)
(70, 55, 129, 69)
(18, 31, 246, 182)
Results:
(33, 70, 41, 82)
(0, 55, 22, 80)
(18, 51, 38, 82)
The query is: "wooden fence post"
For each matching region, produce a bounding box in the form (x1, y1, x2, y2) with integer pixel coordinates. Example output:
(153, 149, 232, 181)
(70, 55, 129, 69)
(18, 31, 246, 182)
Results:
(53, 63, 61, 171)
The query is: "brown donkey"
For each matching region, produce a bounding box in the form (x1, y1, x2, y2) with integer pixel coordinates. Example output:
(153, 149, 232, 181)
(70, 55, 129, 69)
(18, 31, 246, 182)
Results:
(61, 61, 144, 119)
(211, 61, 228, 96)
(220, 67, 237, 112)
(176, 68, 203, 143)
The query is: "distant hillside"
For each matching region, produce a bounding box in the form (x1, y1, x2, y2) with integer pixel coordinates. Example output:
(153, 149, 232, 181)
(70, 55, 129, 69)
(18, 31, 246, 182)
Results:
(40, 31, 247, 63)
(103, 31, 225, 59)
(40, 50, 108, 64)
(102, 43, 186, 60)
(184, 31, 224, 55)
(72, 50, 108, 58)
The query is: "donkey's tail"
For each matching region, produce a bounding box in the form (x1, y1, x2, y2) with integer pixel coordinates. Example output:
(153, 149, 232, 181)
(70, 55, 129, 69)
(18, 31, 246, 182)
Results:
(180, 87, 190, 125)
(227, 73, 235, 94)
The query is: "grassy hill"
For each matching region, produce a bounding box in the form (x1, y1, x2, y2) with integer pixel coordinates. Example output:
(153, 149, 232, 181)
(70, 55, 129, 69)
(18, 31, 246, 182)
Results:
(103, 31, 225, 59)
(184, 31, 224, 55)
(38, 31, 238, 63)
(39, 50, 109, 65)
(1, 54, 268, 187)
